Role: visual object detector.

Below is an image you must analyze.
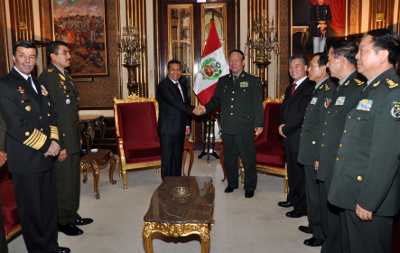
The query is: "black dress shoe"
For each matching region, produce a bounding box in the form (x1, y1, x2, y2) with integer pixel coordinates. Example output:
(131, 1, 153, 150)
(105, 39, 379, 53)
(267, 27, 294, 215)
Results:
(58, 222, 83, 236)
(74, 218, 93, 226)
(53, 247, 71, 253)
(277, 201, 293, 208)
(245, 191, 254, 198)
(285, 209, 304, 218)
(299, 225, 313, 234)
(304, 237, 324, 247)
(224, 186, 236, 193)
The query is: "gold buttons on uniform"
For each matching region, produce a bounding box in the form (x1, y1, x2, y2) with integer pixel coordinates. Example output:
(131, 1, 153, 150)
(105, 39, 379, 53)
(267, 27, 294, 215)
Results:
(39, 116, 42, 119)
(48, 113, 50, 116)
(244, 90, 246, 92)
(327, 111, 330, 114)
(231, 105, 233, 108)
(48, 102, 51, 106)
(67, 95, 69, 98)
(321, 144, 324, 147)
(312, 141, 315, 144)
(300, 133, 302, 136)
(247, 116, 250, 118)
(231, 113, 233, 115)
(25, 132, 29, 136)
(357, 176, 362, 181)
(336, 111, 338, 113)
(40, 128, 43, 132)
(322, 133, 325, 136)
(231, 98, 234, 101)
(339, 144, 342, 147)
(336, 157, 339, 161)
(232, 91, 235, 94)
(348, 116, 351, 119)
(63, 134, 65, 136)
(324, 122, 327, 125)
(357, 117, 360, 120)
(301, 125, 303, 128)
(25, 106, 31, 111)
(343, 130, 347, 133)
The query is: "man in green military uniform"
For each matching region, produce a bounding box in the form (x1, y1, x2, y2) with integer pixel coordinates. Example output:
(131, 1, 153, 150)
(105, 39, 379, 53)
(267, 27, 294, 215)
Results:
(328, 29, 400, 253)
(316, 40, 365, 253)
(0, 114, 8, 252)
(40, 41, 93, 237)
(297, 53, 335, 247)
(196, 49, 264, 198)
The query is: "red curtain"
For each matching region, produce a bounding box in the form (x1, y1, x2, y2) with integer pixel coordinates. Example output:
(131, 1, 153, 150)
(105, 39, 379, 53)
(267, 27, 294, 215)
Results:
(307, 0, 346, 35)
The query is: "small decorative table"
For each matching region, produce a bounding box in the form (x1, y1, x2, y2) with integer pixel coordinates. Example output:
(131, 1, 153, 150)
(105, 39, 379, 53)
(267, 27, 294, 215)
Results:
(143, 176, 215, 253)
(80, 149, 117, 199)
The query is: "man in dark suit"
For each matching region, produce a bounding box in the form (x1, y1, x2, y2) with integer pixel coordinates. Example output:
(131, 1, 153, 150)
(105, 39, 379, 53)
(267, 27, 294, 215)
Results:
(40, 41, 93, 237)
(157, 60, 195, 179)
(316, 40, 365, 253)
(197, 49, 264, 198)
(328, 29, 400, 253)
(0, 114, 8, 252)
(297, 53, 335, 247)
(310, 0, 331, 53)
(277, 54, 314, 217)
(0, 41, 69, 253)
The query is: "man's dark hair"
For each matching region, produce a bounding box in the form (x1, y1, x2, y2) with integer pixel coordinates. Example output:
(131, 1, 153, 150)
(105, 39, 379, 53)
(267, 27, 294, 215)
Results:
(314, 53, 328, 67)
(13, 40, 38, 56)
(289, 54, 308, 66)
(229, 49, 245, 60)
(167, 59, 181, 70)
(366, 29, 400, 65)
(46, 41, 68, 63)
(329, 40, 358, 66)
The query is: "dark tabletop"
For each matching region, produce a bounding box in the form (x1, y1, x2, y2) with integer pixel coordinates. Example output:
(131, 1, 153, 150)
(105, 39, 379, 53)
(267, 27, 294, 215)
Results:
(143, 176, 215, 224)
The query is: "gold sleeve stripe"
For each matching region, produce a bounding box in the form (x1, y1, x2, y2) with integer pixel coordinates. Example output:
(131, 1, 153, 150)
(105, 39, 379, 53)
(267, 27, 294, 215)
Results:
(23, 129, 47, 150)
(50, 125, 59, 140)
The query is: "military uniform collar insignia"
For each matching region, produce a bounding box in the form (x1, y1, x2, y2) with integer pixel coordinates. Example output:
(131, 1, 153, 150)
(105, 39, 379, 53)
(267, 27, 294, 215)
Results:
(344, 80, 350, 86)
(373, 81, 380, 87)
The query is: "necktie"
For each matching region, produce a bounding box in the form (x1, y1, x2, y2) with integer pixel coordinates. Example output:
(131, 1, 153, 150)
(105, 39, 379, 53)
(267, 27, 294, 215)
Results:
(174, 82, 179, 88)
(290, 83, 297, 97)
(233, 76, 238, 85)
(27, 77, 38, 94)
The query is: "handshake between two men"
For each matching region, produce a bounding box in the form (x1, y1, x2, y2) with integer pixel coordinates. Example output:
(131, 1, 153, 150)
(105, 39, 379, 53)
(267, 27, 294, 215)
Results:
(193, 105, 206, 116)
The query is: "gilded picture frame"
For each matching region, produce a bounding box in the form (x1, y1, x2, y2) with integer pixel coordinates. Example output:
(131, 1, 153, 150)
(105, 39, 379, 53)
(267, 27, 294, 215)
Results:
(51, 0, 108, 77)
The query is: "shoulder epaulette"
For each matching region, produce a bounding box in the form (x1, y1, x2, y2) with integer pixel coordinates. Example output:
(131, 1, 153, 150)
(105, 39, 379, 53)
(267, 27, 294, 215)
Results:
(249, 73, 258, 78)
(220, 74, 229, 78)
(387, 78, 398, 89)
(324, 84, 331, 91)
(47, 68, 53, 72)
(354, 78, 364, 86)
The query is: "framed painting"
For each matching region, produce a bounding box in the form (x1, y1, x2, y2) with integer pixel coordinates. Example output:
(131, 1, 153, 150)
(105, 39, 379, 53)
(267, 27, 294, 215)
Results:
(291, 0, 348, 61)
(51, 0, 108, 77)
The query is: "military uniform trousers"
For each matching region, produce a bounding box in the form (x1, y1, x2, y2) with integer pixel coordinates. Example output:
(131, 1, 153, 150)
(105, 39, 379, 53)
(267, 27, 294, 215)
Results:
(12, 169, 58, 253)
(319, 181, 342, 253)
(55, 151, 81, 225)
(340, 209, 393, 253)
(304, 165, 323, 240)
(222, 133, 257, 192)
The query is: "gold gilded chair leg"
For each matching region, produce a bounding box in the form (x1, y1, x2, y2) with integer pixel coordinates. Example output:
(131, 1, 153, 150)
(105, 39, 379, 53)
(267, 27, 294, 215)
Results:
(109, 152, 117, 185)
(123, 169, 127, 189)
(199, 224, 211, 253)
(117, 156, 122, 177)
(143, 222, 154, 253)
(92, 163, 100, 199)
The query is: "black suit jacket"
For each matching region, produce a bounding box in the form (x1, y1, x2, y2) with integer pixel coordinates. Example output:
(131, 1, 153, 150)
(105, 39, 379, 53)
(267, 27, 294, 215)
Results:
(278, 78, 314, 152)
(157, 76, 194, 136)
(0, 68, 59, 173)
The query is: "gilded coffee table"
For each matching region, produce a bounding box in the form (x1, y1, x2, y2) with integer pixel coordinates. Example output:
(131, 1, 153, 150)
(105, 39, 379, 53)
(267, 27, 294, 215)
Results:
(143, 176, 215, 253)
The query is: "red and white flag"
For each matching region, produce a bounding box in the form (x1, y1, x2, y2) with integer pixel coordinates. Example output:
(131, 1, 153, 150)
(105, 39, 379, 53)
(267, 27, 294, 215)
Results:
(193, 19, 229, 105)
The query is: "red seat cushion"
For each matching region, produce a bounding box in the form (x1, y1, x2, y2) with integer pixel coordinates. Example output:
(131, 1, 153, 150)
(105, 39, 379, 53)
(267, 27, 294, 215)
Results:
(124, 140, 161, 164)
(255, 141, 286, 168)
(1, 179, 19, 233)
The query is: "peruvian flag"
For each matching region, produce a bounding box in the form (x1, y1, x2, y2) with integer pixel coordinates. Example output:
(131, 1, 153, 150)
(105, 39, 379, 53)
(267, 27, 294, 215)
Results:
(193, 19, 229, 105)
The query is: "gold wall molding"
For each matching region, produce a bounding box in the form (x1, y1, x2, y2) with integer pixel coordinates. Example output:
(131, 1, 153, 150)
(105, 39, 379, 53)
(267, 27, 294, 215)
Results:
(278, 0, 289, 98)
(0, 0, 9, 76)
(349, 0, 362, 35)
(126, 0, 148, 98)
(9, 0, 34, 44)
(369, 0, 395, 30)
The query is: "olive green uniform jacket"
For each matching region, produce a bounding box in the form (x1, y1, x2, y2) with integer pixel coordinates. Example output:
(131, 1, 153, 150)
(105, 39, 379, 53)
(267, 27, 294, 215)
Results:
(328, 68, 400, 216)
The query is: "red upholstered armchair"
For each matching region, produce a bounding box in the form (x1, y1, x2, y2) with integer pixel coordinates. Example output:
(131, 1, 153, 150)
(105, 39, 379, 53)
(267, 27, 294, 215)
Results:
(0, 163, 21, 241)
(114, 94, 161, 189)
(240, 97, 288, 195)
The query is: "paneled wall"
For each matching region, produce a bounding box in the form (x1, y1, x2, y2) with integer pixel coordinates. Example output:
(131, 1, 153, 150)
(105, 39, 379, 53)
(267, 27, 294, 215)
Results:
(369, 0, 395, 30)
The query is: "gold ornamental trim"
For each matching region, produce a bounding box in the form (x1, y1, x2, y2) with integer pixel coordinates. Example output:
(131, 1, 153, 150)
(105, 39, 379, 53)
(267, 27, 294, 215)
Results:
(113, 94, 159, 138)
(23, 128, 47, 150)
(50, 125, 59, 140)
(262, 95, 284, 108)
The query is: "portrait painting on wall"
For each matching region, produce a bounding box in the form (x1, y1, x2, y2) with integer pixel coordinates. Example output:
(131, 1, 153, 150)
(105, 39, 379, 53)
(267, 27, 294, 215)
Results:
(51, 0, 108, 77)
(291, 0, 347, 61)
